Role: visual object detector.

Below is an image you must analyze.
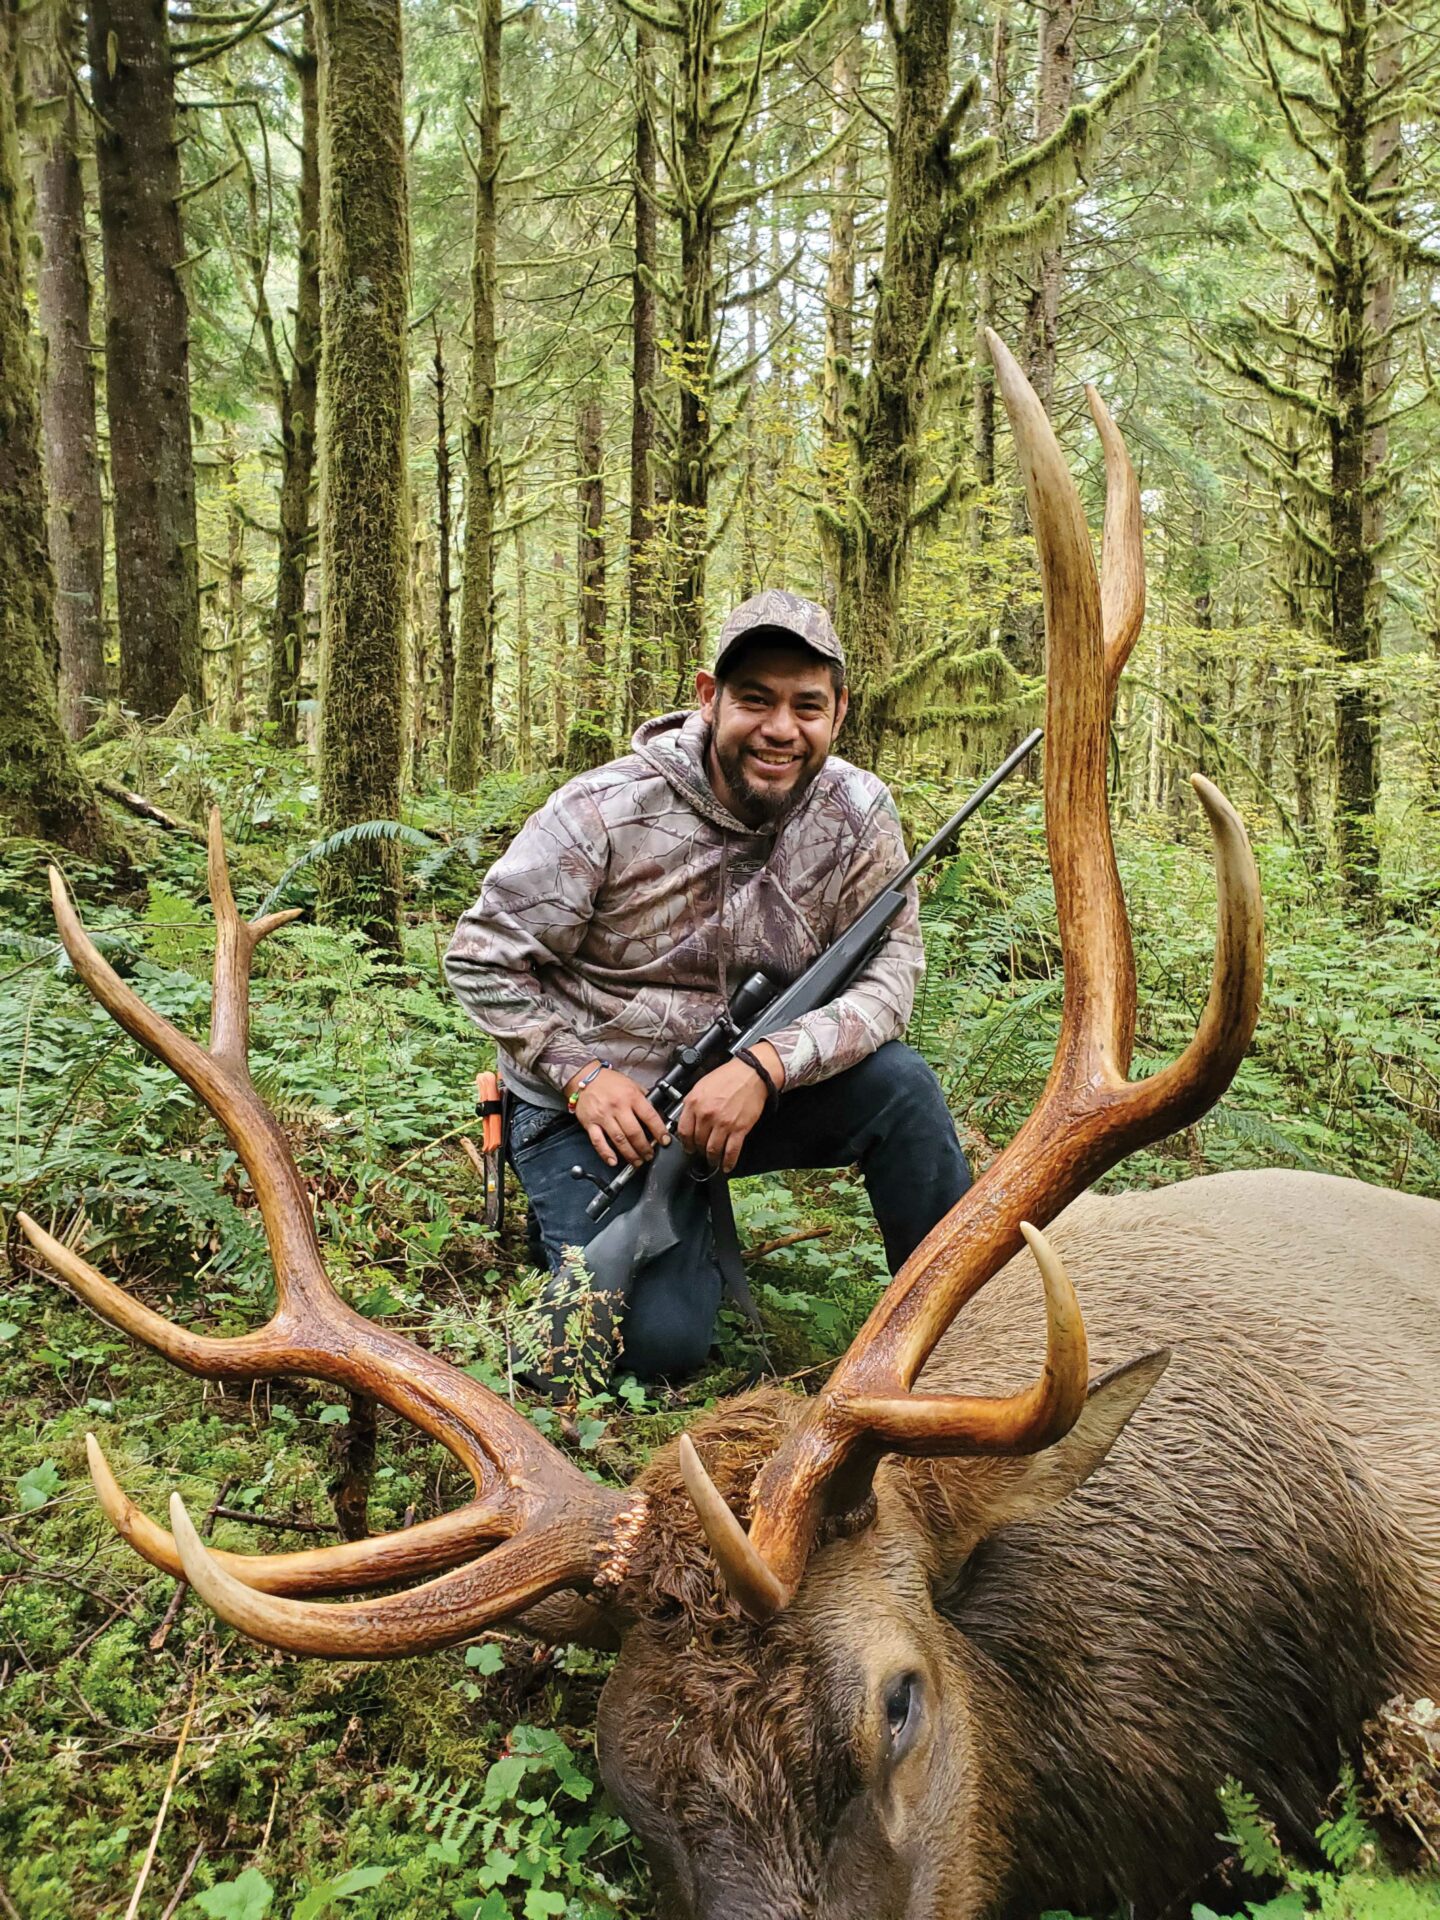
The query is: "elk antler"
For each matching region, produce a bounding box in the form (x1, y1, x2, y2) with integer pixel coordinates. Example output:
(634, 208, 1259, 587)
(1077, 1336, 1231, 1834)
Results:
(17, 814, 643, 1655)
(684, 332, 1265, 1618)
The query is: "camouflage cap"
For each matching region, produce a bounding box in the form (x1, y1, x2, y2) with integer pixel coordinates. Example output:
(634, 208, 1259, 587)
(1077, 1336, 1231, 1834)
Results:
(712, 589, 845, 680)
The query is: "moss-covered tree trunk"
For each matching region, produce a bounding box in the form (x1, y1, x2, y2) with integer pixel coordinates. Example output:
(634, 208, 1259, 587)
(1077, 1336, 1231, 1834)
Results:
(833, 0, 953, 766)
(87, 0, 201, 721)
(315, 0, 410, 951)
(433, 327, 455, 737)
(565, 396, 609, 770)
(267, 9, 320, 747)
(665, 0, 715, 683)
(0, 0, 109, 853)
(27, 0, 107, 737)
(450, 0, 501, 789)
(833, 11, 1150, 765)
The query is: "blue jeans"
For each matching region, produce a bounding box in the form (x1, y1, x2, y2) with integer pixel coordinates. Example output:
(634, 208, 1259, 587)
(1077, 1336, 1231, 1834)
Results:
(506, 1041, 971, 1380)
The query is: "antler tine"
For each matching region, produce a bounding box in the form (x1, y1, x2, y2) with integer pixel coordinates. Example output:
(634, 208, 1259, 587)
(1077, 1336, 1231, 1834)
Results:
(1088, 383, 1146, 683)
(167, 1489, 646, 1658)
(692, 333, 1263, 1614)
(85, 1433, 507, 1594)
(20, 825, 645, 1641)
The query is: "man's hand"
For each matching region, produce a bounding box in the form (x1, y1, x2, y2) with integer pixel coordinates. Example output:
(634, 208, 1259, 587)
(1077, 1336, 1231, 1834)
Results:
(567, 1064, 671, 1170)
(677, 1042, 785, 1174)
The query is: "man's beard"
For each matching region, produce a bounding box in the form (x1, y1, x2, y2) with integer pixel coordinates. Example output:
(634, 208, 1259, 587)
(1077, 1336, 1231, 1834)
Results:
(711, 734, 821, 825)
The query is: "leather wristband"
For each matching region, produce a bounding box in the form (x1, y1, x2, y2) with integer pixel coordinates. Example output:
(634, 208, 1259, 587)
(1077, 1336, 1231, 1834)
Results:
(567, 1059, 612, 1109)
(735, 1046, 780, 1115)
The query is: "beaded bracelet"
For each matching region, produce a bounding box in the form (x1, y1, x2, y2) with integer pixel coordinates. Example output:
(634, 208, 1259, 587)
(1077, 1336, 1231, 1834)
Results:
(567, 1059, 613, 1109)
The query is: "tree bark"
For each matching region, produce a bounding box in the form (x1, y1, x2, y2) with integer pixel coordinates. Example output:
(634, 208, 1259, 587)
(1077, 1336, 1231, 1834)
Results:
(1330, 4, 1381, 911)
(565, 396, 608, 770)
(315, 0, 410, 951)
(834, 0, 955, 764)
(267, 9, 320, 747)
(669, 0, 720, 683)
(514, 516, 531, 771)
(433, 326, 455, 737)
(971, 4, 1010, 497)
(87, 0, 201, 721)
(1020, 0, 1079, 410)
(450, 0, 502, 789)
(550, 544, 569, 760)
(819, 17, 861, 611)
(627, 17, 660, 725)
(0, 0, 110, 853)
(27, 0, 107, 736)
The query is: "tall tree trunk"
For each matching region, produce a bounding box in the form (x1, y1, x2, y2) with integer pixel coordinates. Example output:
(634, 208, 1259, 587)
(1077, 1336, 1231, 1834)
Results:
(550, 543, 568, 760)
(739, 208, 760, 604)
(819, 17, 861, 610)
(971, 3, 1010, 498)
(87, 0, 201, 720)
(222, 433, 246, 730)
(0, 0, 109, 852)
(315, 0, 410, 951)
(450, 0, 501, 788)
(1330, 19, 1380, 911)
(514, 516, 531, 772)
(27, 0, 107, 736)
(1020, 0, 1079, 409)
(627, 17, 660, 726)
(433, 327, 455, 737)
(835, 0, 955, 764)
(566, 396, 608, 770)
(668, 0, 720, 683)
(267, 9, 320, 747)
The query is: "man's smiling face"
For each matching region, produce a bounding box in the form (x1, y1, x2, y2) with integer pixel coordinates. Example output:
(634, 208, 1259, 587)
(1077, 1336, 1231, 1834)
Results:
(697, 640, 849, 827)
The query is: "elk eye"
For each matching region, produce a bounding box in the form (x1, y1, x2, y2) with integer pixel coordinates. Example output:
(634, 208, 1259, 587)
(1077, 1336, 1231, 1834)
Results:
(883, 1673, 922, 1758)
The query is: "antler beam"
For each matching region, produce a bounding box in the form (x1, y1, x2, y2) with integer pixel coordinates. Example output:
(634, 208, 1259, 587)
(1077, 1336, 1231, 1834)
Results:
(685, 332, 1264, 1618)
(18, 814, 640, 1650)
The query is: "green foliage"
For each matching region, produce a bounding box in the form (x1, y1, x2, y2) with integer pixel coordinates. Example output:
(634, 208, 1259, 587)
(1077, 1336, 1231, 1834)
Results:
(194, 1868, 276, 1919)
(5, 733, 1440, 1919)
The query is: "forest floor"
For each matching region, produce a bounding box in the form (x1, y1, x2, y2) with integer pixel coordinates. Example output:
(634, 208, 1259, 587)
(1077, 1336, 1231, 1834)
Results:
(3, 727, 1440, 1917)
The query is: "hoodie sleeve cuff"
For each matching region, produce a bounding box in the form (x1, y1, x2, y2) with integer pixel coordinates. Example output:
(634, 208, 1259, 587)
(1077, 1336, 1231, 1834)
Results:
(535, 1034, 602, 1093)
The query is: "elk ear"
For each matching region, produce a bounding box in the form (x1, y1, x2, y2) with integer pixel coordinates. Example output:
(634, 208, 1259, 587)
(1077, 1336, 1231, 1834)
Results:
(928, 1348, 1170, 1578)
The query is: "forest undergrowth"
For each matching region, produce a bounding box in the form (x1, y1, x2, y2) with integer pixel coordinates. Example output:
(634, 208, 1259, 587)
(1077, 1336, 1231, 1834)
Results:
(3, 732, 1440, 1917)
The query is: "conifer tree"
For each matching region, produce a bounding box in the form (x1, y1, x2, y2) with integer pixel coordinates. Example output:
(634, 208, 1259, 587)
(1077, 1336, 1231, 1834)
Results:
(0, 0, 109, 852)
(825, 7, 1154, 764)
(24, 0, 106, 737)
(621, 0, 843, 678)
(314, 0, 410, 949)
(449, 0, 503, 789)
(1218, 0, 1438, 909)
(87, 0, 202, 720)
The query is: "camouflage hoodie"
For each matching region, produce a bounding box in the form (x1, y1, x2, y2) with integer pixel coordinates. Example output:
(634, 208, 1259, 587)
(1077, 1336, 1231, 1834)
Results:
(444, 709, 922, 1108)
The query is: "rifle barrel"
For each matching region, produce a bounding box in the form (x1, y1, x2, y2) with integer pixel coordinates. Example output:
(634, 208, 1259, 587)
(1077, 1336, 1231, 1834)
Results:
(891, 727, 1043, 890)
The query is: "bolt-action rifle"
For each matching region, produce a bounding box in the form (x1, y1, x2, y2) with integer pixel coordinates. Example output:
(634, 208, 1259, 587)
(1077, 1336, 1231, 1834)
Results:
(542, 729, 1043, 1379)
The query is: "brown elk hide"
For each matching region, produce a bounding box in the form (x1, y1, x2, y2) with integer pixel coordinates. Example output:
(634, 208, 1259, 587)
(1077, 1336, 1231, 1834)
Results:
(595, 1168, 1440, 1920)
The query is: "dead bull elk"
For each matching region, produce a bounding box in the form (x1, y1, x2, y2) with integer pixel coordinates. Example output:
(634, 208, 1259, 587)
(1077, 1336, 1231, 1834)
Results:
(19, 334, 1440, 1920)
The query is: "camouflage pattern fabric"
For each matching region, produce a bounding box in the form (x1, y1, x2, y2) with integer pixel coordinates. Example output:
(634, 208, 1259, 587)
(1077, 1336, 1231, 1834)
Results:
(444, 709, 922, 1107)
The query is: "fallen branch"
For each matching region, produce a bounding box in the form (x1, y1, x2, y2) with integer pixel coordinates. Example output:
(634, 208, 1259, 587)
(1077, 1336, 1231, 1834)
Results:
(157, 1843, 206, 1920)
(744, 1225, 832, 1260)
(123, 1677, 199, 1920)
(210, 1503, 337, 1536)
(96, 780, 207, 841)
(149, 1476, 232, 1652)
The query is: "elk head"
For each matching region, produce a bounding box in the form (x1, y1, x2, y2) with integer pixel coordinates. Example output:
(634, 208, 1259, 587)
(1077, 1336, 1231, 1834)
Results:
(17, 335, 1262, 1920)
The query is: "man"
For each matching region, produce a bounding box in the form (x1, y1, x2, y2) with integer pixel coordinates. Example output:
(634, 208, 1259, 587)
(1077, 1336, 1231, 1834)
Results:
(445, 590, 970, 1383)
